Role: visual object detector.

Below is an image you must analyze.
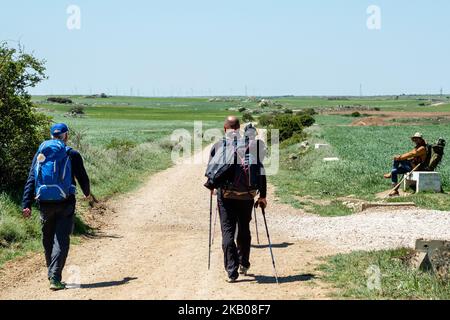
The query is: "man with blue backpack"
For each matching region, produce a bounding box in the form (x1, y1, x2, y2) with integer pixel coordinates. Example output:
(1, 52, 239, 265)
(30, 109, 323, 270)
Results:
(205, 116, 267, 283)
(22, 123, 91, 291)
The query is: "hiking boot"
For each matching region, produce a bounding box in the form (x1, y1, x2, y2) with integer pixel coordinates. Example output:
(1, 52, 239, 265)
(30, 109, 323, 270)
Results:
(226, 276, 238, 283)
(383, 173, 392, 179)
(239, 265, 249, 275)
(49, 279, 66, 291)
(226, 272, 239, 283)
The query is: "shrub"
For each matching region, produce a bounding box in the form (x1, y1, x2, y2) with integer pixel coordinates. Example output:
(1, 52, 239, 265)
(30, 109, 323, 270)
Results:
(302, 108, 317, 116)
(0, 43, 51, 191)
(258, 113, 274, 127)
(242, 112, 254, 123)
(47, 97, 73, 104)
(351, 111, 361, 117)
(280, 132, 306, 149)
(159, 139, 176, 151)
(283, 108, 293, 114)
(271, 114, 315, 142)
(68, 105, 85, 115)
(238, 107, 247, 113)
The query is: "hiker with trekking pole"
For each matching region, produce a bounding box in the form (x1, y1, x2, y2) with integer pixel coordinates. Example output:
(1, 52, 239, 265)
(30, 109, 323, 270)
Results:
(204, 117, 270, 283)
(22, 123, 92, 291)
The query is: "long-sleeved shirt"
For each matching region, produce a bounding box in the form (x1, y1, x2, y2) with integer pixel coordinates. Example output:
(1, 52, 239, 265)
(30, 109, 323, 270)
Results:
(22, 148, 90, 209)
(208, 137, 267, 199)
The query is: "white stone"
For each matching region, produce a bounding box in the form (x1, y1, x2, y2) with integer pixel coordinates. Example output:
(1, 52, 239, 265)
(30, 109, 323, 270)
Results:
(404, 171, 442, 193)
(315, 143, 330, 149)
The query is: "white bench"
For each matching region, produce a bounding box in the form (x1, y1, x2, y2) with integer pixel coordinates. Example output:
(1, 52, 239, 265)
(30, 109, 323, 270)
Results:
(403, 171, 442, 193)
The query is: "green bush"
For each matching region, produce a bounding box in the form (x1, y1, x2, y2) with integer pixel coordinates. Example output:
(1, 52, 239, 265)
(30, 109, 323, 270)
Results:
(0, 43, 51, 192)
(258, 113, 315, 142)
(351, 111, 361, 117)
(257, 113, 274, 126)
(271, 114, 315, 141)
(303, 108, 317, 116)
(68, 105, 85, 115)
(47, 97, 73, 104)
(280, 132, 306, 148)
(242, 112, 254, 122)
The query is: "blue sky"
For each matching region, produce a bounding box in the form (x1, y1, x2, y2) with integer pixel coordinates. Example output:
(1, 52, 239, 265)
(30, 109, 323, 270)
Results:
(1, 0, 449, 96)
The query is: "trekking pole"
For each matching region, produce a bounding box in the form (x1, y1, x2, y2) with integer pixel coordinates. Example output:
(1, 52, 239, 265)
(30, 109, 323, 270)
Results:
(261, 207, 279, 284)
(253, 206, 260, 245)
(211, 204, 218, 245)
(208, 192, 213, 270)
(91, 193, 99, 203)
(384, 163, 421, 199)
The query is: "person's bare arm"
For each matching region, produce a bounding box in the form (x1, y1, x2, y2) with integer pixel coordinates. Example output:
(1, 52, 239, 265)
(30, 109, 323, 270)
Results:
(396, 146, 425, 161)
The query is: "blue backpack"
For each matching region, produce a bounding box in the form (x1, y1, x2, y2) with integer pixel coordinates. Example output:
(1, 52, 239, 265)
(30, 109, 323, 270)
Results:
(34, 140, 76, 201)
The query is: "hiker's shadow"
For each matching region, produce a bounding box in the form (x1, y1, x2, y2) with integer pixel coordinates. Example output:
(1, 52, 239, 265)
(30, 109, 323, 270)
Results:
(244, 273, 316, 284)
(251, 242, 294, 249)
(76, 277, 138, 289)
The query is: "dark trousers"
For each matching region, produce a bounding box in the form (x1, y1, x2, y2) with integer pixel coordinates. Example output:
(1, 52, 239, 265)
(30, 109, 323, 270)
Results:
(217, 193, 254, 279)
(39, 201, 75, 282)
(391, 160, 413, 184)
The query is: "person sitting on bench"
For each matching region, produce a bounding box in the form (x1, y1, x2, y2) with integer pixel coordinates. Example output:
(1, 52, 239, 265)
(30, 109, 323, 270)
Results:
(384, 132, 428, 196)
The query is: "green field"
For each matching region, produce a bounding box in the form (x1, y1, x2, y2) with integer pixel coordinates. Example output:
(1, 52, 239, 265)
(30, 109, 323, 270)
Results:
(33, 96, 239, 121)
(276, 96, 450, 112)
(272, 119, 450, 215)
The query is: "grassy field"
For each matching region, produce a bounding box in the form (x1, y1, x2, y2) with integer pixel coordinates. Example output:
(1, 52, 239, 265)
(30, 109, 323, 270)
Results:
(319, 249, 450, 300)
(33, 96, 238, 121)
(277, 95, 450, 112)
(272, 120, 450, 215)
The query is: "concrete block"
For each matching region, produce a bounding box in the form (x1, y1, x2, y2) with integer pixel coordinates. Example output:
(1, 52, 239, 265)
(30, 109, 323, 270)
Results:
(403, 171, 441, 193)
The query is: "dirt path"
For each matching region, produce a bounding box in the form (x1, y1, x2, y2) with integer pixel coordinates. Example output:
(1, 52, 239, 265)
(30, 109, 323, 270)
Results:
(0, 147, 337, 300)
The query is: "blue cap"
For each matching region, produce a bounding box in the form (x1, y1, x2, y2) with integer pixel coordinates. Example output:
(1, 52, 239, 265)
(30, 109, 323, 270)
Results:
(50, 123, 69, 136)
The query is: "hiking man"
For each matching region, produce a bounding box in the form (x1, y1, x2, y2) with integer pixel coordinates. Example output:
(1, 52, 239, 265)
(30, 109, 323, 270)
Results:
(22, 123, 91, 290)
(205, 116, 267, 282)
(384, 132, 427, 196)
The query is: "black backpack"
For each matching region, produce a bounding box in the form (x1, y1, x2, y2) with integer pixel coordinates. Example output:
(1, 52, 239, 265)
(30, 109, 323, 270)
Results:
(427, 138, 446, 171)
(204, 133, 262, 192)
